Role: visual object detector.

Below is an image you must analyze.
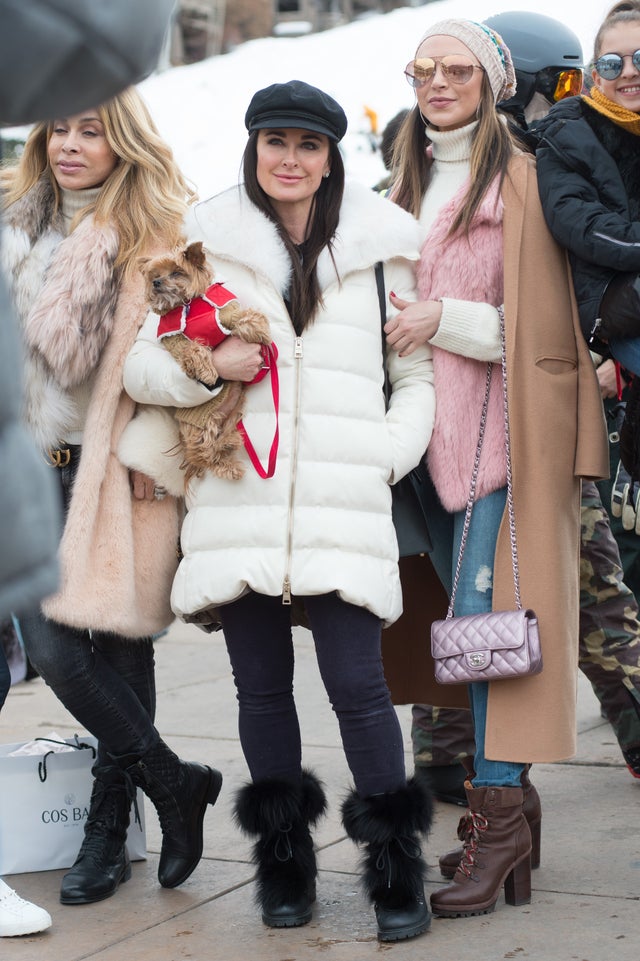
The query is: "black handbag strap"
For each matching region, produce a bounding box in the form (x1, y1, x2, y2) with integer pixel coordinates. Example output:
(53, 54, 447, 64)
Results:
(375, 261, 393, 409)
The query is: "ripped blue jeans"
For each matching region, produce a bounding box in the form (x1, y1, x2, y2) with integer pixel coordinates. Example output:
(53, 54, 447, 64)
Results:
(429, 485, 525, 787)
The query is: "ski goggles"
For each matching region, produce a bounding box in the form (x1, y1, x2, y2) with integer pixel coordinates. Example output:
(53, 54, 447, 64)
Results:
(404, 57, 484, 88)
(536, 66, 584, 102)
(593, 50, 640, 80)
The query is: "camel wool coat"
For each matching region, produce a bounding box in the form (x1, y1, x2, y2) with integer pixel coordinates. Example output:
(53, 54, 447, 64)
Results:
(382, 154, 609, 763)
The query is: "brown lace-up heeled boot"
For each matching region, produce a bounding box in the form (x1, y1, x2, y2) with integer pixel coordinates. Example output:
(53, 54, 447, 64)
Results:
(430, 781, 532, 918)
(438, 765, 541, 879)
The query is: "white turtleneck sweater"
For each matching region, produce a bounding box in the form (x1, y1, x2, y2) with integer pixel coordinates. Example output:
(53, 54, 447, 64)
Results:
(60, 186, 103, 443)
(419, 122, 501, 363)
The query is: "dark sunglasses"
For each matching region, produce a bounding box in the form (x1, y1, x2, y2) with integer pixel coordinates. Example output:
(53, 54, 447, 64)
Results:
(404, 56, 484, 88)
(593, 50, 640, 80)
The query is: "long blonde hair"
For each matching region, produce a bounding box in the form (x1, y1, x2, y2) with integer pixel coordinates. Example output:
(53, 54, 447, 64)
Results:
(391, 73, 516, 235)
(1, 87, 196, 275)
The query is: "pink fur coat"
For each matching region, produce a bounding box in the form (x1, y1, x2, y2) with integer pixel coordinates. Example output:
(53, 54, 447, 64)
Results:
(417, 177, 507, 512)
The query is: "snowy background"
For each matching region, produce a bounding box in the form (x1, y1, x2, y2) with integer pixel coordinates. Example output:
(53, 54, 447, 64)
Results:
(137, 0, 613, 198)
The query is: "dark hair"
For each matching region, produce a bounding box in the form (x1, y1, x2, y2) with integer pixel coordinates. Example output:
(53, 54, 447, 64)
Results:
(380, 109, 410, 172)
(391, 73, 515, 236)
(594, 2, 640, 60)
(242, 130, 345, 334)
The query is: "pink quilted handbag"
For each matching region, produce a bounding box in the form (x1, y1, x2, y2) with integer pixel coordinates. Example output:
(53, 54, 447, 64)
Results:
(430, 306, 543, 685)
(431, 608, 542, 684)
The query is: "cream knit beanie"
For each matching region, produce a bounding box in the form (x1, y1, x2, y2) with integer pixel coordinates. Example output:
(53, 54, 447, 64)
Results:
(418, 19, 517, 103)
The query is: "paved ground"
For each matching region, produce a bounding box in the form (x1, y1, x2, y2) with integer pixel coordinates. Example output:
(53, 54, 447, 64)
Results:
(1, 619, 639, 961)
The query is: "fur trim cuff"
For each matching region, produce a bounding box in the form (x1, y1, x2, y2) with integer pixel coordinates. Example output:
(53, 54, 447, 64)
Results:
(117, 406, 185, 498)
(341, 778, 433, 844)
(234, 768, 327, 836)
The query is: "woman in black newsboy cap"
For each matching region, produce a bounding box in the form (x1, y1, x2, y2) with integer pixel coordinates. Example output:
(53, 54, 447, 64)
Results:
(124, 80, 436, 942)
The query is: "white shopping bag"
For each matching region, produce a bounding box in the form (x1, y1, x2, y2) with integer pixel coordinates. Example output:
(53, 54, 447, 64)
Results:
(0, 734, 146, 875)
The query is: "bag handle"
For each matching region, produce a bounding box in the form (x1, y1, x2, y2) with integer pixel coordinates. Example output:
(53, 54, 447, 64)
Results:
(35, 735, 97, 783)
(447, 305, 523, 617)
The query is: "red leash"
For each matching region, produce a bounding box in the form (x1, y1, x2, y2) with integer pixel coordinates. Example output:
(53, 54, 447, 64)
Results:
(237, 342, 280, 478)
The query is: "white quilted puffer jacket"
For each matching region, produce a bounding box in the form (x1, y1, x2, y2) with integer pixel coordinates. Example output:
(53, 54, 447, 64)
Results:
(123, 180, 435, 626)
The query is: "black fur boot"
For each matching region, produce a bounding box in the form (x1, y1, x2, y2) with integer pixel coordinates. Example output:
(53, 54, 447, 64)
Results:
(60, 763, 134, 904)
(119, 739, 222, 889)
(341, 778, 433, 942)
(234, 769, 327, 928)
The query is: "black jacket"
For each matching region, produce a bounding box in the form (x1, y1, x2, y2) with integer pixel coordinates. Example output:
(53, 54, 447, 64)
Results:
(535, 96, 640, 342)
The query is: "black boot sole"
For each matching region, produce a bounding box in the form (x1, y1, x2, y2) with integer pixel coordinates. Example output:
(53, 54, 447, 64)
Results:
(261, 908, 312, 928)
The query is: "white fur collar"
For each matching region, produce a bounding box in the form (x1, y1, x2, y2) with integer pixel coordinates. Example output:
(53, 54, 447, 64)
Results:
(189, 179, 420, 296)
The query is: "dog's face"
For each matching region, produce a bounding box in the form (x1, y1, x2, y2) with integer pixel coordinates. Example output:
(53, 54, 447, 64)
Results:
(139, 241, 214, 313)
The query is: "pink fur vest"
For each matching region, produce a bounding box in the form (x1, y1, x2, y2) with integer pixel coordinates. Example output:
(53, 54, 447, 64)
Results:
(418, 177, 506, 512)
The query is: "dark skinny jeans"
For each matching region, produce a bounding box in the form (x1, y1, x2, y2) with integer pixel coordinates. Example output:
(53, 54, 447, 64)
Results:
(18, 449, 159, 768)
(19, 612, 158, 767)
(219, 590, 406, 798)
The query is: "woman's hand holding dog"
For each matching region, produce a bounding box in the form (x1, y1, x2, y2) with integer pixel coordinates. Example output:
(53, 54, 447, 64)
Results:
(211, 337, 264, 382)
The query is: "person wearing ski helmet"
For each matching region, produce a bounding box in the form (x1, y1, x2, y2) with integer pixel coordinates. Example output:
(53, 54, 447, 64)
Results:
(484, 10, 584, 127)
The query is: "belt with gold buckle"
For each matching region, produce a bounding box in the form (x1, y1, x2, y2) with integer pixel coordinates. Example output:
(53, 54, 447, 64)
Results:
(46, 446, 73, 468)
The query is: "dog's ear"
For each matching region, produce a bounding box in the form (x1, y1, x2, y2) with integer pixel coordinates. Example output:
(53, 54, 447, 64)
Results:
(137, 256, 152, 275)
(184, 241, 206, 270)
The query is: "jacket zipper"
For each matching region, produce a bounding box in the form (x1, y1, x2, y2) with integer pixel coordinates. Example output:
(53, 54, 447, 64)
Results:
(282, 336, 303, 604)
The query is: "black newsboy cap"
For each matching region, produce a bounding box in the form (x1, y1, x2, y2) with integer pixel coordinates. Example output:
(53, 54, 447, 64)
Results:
(244, 80, 348, 142)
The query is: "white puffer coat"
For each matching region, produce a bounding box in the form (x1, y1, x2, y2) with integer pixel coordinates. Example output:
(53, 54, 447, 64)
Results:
(123, 180, 435, 626)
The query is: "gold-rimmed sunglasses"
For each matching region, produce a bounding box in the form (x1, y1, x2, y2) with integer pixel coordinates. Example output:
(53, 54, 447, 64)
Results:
(404, 57, 484, 88)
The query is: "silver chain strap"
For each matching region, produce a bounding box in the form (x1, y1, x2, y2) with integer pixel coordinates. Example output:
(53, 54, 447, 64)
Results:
(446, 305, 522, 618)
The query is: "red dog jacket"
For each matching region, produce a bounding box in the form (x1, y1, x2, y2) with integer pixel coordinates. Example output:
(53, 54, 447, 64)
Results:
(157, 282, 279, 476)
(157, 282, 238, 348)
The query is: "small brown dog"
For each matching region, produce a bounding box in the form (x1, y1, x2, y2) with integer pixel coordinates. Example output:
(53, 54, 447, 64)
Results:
(139, 241, 272, 482)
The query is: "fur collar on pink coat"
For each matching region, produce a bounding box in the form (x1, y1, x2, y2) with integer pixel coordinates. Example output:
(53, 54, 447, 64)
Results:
(417, 177, 507, 512)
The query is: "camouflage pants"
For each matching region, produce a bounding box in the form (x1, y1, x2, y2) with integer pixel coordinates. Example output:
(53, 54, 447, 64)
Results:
(413, 480, 640, 766)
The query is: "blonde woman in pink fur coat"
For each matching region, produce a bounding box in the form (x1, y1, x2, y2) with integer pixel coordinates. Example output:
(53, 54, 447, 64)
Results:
(387, 19, 608, 919)
(0, 88, 226, 906)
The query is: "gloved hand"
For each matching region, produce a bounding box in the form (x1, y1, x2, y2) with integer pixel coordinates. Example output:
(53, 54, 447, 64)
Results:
(611, 459, 640, 533)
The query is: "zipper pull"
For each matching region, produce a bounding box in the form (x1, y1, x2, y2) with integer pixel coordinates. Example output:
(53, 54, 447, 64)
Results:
(294, 337, 303, 359)
(282, 576, 292, 605)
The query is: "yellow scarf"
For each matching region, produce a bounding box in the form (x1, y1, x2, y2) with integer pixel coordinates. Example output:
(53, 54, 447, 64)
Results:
(583, 85, 640, 135)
